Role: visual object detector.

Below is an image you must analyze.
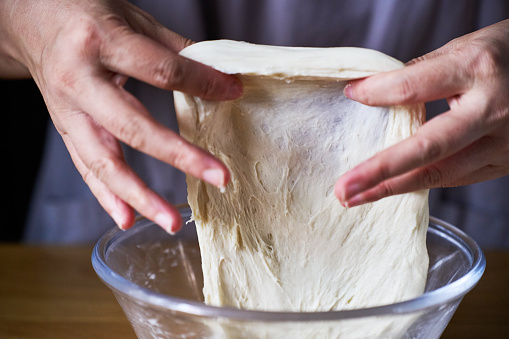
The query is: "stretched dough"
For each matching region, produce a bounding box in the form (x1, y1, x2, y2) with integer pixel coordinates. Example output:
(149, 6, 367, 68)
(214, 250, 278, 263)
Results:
(175, 40, 429, 312)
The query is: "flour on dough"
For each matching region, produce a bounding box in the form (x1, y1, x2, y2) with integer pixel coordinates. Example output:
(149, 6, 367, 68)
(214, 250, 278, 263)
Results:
(174, 40, 429, 312)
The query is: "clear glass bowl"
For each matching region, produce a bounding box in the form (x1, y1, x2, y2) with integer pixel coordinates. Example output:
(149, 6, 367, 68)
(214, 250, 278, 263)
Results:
(92, 206, 485, 339)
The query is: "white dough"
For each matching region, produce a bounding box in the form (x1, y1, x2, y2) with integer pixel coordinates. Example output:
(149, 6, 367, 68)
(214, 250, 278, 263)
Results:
(174, 40, 429, 312)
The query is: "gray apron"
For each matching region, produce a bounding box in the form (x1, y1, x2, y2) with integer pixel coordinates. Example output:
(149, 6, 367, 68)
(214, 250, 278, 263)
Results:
(24, 0, 509, 248)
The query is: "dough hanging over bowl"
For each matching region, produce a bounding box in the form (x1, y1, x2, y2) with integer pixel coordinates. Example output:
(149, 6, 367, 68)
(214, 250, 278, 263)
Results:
(174, 40, 429, 312)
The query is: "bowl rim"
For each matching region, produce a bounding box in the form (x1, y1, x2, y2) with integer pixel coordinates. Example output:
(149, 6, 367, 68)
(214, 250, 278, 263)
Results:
(92, 211, 485, 322)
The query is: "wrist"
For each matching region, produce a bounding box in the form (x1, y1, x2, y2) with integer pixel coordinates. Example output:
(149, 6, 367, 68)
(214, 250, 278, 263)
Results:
(0, 0, 41, 78)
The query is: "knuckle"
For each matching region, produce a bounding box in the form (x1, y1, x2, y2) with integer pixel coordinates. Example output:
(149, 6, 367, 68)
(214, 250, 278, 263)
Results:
(101, 13, 129, 28)
(394, 74, 417, 103)
(98, 20, 132, 64)
(457, 37, 506, 82)
(167, 143, 193, 169)
(376, 161, 392, 182)
(64, 18, 101, 57)
(377, 181, 395, 199)
(199, 75, 219, 99)
(123, 186, 149, 210)
(406, 57, 422, 66)
(447, 36, 466, 50)
(419, 164, 443, 188)
(82, 168, 95, 186)
(152, 58, 185, 89)
(42, 18, 101, 93)
(88, 156, 120, 182)
(181, 37, 195, 49)
(116, 117, 147, 150)
(471, 41, 505, 77)
(165, 140, 205, 174)
(414, 136, 443, 164)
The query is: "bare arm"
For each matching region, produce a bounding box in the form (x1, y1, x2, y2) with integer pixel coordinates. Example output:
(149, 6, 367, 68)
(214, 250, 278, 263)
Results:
(0, 0, 243, 233)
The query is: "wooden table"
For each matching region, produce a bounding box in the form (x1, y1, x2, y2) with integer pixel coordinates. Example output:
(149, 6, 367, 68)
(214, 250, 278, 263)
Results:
(0, 245, 507, 339)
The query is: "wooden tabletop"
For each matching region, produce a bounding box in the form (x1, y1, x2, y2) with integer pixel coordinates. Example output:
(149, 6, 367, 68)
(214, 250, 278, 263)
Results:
(0, 245, 507, 339)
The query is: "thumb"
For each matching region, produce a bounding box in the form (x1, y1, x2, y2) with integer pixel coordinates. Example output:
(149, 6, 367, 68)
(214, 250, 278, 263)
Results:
(344, 49, 470, 107)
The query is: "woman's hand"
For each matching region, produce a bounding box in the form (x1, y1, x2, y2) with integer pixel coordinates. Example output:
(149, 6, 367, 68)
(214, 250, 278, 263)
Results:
(0, 0, 242, 233)
(335, 19, 509, 207)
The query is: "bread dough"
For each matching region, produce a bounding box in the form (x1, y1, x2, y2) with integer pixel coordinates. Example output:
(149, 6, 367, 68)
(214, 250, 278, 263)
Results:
(174, 40, 429, 312)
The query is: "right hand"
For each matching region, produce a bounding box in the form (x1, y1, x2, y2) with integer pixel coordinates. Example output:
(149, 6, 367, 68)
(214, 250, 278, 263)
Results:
(0, 0, 243, 233)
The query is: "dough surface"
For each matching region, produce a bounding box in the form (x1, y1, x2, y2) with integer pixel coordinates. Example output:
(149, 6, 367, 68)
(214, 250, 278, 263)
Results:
(175, 40, 429, 312)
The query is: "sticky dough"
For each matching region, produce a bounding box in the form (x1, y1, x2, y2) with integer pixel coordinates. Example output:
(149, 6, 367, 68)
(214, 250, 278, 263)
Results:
(174, 40, 429, 312)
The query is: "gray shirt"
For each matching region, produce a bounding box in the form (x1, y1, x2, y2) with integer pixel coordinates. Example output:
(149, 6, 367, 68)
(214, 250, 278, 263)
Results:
(24, 0, 509, 248)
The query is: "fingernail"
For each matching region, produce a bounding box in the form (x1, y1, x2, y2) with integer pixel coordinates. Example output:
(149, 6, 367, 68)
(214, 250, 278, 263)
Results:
(155, 213, 176, 234)
(339, 199, 348, 209)
(225, 79, 243, 100)
(112, 212, 127, 230)
(345, 194, 364, 208)
(344, 83, 354, 99)
(202, 168, 225, 187)
(344, 182, 363, 201)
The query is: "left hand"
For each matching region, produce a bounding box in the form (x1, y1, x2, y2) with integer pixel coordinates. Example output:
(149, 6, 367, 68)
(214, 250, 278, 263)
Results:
(335, 19, 509, 207)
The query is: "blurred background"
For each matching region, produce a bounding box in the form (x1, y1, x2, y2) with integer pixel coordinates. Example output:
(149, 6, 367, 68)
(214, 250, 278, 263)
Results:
(0, 79, 48, 242)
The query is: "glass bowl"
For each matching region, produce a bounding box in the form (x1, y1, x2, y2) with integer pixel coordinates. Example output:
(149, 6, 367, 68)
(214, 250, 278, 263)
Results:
(92, 206, 485, 339)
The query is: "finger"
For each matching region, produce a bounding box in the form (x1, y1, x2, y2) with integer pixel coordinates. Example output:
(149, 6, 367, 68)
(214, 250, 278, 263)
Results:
(62, 133, 135, 229)
(112, 73, 128, 87)
(100, 30, 242, 100)
(63, 110, 183, 233)
(123, 5, 194, 53)
(344, 51, 472, 106)
(447, 164, 509, 187)
(76, 77, 230, 189)
(405, 36, 463, 66)
(335, 97, 487, 205)
(342, 135, 500, 206)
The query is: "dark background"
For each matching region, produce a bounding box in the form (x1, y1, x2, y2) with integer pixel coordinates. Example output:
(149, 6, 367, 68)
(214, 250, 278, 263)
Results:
(0, 79, 48, 242)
